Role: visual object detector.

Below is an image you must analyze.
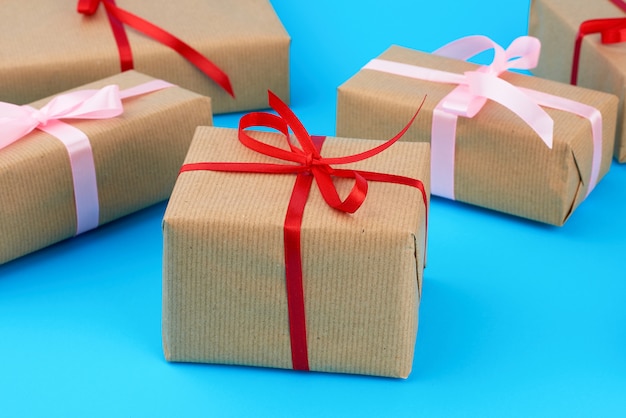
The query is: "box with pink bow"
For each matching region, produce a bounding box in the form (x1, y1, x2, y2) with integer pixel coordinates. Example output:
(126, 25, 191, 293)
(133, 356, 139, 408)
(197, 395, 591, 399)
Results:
(529, 0, 626, 162)
(0, 71, 212, 265)
(336, 36, 618, 226)
(0, 0, 289, 114)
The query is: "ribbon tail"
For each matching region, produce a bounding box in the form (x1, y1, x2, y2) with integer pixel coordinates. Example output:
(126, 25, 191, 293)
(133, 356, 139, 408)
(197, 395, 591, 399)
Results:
(103, 2, 234, 97)
(571, 31, 584, 85)
(104, 0, 134, 71)
(268, 91, 317, 156)
(466, 71, 554, 148)
(313, 166, 368, 213)
(611, 0, 626, 13)
(0, 123, 38, 150)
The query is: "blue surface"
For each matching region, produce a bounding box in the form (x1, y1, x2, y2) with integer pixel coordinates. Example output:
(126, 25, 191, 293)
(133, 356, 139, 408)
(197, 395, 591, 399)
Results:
(2, 1, 626, 416)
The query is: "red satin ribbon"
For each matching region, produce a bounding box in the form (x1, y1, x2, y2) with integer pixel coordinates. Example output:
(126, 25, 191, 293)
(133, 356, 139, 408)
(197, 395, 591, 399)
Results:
(571, 0, 626, 85)
(77, 0, 234, 97)
(180, 91, 428, 371)
(611, 0, 626, 13)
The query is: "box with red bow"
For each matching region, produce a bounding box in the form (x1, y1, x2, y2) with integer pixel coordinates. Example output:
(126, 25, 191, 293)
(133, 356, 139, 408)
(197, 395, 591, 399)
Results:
(0, 0, 289, 114)
(162, 93, 429, 378)
(336, 36, 618, 226)
(529, 0, 626, 162)
(0, 71, 212, 265)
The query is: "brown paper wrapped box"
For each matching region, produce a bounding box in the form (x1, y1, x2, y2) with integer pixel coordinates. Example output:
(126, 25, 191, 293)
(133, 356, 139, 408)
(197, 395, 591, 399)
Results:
(529, 0, 626, 162)
(0, 0, 289, 114)
(162, 126, 430, 378)
(0, 70, 213, 265)
(336, 45, 618, 226)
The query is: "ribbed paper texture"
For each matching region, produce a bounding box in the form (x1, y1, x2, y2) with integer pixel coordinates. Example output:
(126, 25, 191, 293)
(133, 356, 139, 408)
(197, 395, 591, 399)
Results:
(529, 0, 626, 162)
(162, 126, 430, 378)
(336, 45, 618, 226)
(0, 0, 289, 114)
(0, 71, 213, 265)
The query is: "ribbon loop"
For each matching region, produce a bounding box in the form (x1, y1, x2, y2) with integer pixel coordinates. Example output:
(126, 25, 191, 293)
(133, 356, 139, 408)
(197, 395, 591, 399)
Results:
(504, 36, 542, 70)
(434, 35, 540, 75)
(38, 85, 124, 121)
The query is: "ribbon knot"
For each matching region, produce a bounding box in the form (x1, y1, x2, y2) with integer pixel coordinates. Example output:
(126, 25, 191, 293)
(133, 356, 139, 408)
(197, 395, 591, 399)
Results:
(302, 151, 314, 168)
(29, 109, 50, 127)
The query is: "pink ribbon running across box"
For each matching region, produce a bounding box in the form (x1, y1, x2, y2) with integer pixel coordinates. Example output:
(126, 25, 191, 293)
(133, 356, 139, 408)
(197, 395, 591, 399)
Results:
(362, 35, 603, 201)
(0, 79, 174, 234)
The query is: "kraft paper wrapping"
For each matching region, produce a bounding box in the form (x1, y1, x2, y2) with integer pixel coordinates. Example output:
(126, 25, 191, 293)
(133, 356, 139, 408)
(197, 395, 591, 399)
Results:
(0, 0, 289, 114)
(0, 70, 213, 265)
(336, 45, 618, 226)
(529, 0, 626, 162)
(162, 126, 430, 378)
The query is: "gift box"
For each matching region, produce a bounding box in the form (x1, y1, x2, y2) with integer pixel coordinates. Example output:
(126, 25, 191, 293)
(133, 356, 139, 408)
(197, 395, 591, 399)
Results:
(162, 96, 429, 378)
(0, 0, 289, 114)
(529, 0, 626, 162)
(0, 70, 213, 265)
(336, 36, 618, 226)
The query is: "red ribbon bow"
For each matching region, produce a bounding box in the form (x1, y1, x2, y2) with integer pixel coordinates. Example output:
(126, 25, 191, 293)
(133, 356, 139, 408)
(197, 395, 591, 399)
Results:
(179, 91, 428, 371)
(77, 0, 234, 97)
(571, 0, 626, 85)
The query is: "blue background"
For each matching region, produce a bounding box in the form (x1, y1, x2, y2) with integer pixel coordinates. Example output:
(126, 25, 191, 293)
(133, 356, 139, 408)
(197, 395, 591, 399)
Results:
(2, 1, 626, 416)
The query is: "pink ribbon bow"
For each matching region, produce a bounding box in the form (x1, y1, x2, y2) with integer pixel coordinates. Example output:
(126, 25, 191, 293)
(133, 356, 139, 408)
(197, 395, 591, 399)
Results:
(1, 85, 124, 150)
(0, 79, 173, 234)
(363, 35, 603, 200)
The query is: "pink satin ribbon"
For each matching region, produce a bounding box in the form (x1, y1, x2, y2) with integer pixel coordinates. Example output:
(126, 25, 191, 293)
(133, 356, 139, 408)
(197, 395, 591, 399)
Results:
(0, 79, 174, 234)
(363, 35, 603, 200)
